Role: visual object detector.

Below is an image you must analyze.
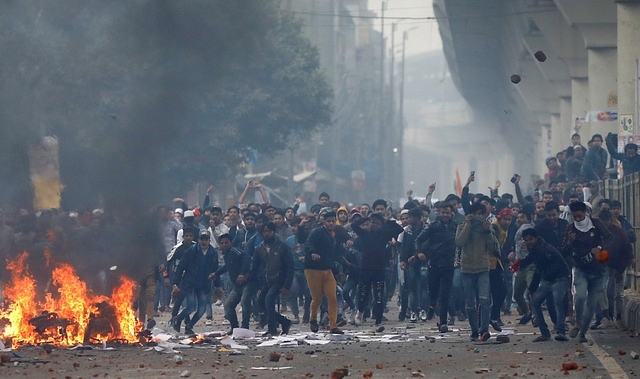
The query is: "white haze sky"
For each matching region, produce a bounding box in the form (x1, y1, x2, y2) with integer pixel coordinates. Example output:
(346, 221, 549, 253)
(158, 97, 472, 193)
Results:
(369, 0, 443, 57)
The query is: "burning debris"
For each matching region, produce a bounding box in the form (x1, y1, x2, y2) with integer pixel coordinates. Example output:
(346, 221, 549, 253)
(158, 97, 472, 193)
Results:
(0, 252, 142, 348)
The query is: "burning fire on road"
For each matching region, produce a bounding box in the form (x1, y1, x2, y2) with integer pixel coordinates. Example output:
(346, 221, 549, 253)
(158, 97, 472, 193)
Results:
(0, 251, 142, 349)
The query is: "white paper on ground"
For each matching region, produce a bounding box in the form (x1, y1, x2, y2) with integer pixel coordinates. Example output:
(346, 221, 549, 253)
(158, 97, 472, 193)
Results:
(324, 333, 353, 341)
(497, 330, 515, 336)
(251, 367, 293, 370)
(232, 328, 256, 339)
(304, 340, 331, 345)
(179, 338, 194, 345)
(153, 334, 173, 342)
(279, 341, 299, 348)
(220, 336, 249, 350)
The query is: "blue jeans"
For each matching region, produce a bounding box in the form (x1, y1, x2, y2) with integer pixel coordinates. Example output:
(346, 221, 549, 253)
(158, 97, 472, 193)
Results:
(448, 266, 464, 316)
(400, 264, 421, 314)
(573, 268, 605, 335)
(225, 281, 258, 329)
(178, 287, 210, 329)
(531, 277, 569, 336)
(462, 271, 490, 335)
(289, 271, 311, 319)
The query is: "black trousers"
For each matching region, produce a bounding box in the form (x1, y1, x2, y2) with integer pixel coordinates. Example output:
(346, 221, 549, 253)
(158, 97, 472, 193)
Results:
(358, 270, 385, 325)
(428, 265, 454, 325)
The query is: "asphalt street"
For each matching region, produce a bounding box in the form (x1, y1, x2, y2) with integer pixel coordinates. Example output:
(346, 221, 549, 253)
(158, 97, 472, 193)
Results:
(1, 302, 638, 378)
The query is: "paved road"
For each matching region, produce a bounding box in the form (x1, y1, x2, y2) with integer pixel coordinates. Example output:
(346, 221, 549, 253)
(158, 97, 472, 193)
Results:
(1, 304, 637, 378)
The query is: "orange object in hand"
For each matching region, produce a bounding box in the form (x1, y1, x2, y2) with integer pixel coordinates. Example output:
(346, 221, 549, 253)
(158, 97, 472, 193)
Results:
(597, 250, 610, 263)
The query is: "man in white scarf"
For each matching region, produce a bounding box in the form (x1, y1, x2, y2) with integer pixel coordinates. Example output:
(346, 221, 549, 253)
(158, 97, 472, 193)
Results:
(564, 201, 612, 343)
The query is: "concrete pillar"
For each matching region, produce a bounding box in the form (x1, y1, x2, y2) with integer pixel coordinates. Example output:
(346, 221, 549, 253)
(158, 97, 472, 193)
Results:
(551, 114, 562, 155)
(571, 78, 589, 138)
(560, 97, 572, 149)
(588, 48, 618, 138)
(618, 3, 640, 133)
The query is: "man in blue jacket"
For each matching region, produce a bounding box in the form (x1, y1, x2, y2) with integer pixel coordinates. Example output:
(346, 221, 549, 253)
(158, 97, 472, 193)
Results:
(171, 229, 220, 335)
(210, 233, 255, 334)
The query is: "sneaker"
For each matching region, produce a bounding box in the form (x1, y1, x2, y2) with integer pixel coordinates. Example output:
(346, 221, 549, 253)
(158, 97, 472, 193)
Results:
(426, 306, 435, 321)
(375, 324, 385, 333)
(146, 319, 156, 330)
(590, 318, 603, 330)
(172, 319, 181, 333)
(221, 319, 230, 325)
(205, 319, 212, 326)
(410, 312, 418, 323)
(533, 335, 551, 342)
(490, 320, 502, 332)
(480, 331, 491, 342)
(355, 311, 363, 326)
(600, 318, 614, 329)
(184, 326, 195, 335)
(439, 324, 449, 333)
(330, 328, 344, 335)
(349, 310, 356, 325)
(214, 300, 223, 306)
(470, 332, 479, 341)
(261, 330, 276, 338)
(568, 326, 580, 338)
(518, 313, 532, 325)
(447, 317, 455, 326)
(457, 311, 466, 322)
(503, 309, 512, 316)
(281, 318, 292, 335)
(496, 319, 504, 327)
(578, 334, 588, 343)
(292, 316, 300, 324)
(419, 310, 428, 322)
(554, 334, 568, 342)
(309, 320, 319, 333)
(337, 318, 347, 327)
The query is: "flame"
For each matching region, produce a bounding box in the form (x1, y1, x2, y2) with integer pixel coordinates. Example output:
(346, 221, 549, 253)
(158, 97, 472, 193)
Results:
(0, 252, 141, 348)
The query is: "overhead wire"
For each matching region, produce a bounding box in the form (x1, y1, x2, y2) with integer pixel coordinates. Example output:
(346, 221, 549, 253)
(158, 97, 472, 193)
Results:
(287, 8, 557, 21)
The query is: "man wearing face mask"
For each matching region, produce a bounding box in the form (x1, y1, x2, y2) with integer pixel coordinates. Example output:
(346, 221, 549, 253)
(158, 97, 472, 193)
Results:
(352, 212, 404, 331)
(564, 201, 612, 342)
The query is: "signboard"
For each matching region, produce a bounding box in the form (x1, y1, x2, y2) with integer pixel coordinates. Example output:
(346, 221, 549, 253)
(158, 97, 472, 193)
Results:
(608, 90, 618, 108)
(586, 109, 618, 122)
(620, 114, 634, 136)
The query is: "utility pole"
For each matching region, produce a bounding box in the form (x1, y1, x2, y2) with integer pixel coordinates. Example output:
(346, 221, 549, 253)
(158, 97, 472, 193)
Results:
(379, 1, 387, 199)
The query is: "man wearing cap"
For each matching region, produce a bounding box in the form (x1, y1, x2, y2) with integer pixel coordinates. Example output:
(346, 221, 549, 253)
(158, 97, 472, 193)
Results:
(250, 222, 294, 336)
(176, 210, 199, 243)
(171, 229, 220, 334)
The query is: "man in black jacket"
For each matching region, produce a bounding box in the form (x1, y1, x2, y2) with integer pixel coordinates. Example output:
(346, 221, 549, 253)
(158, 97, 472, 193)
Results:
(352, 212, 404, 330)
(304, 211, 344, 334)
(515, 229, 571, 342)
(171, 229, 220, 334)
(399, 207, 428, 323)
(250, 222, 294, 337)
(210, 234, 255, 334)
(564, 201, 613, 342)
(415, 204, 458, 332)
(167, 226, 197, 329)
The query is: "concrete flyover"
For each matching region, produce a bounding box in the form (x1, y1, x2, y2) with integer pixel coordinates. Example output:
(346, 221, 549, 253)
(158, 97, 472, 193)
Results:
(435, 0, 640, 328)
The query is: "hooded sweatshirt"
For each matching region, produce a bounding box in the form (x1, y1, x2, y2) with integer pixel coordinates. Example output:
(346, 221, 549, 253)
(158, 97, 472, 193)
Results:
(455, 217, 500, 274)
(336, 206, 350, 227)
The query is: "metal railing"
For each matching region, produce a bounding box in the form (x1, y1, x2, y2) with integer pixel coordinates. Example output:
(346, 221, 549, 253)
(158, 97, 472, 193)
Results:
(602, 172, 640, 292)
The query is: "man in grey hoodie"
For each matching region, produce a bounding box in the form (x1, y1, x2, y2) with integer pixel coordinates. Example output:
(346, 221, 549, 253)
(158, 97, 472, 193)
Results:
(456, 202, 500, 342)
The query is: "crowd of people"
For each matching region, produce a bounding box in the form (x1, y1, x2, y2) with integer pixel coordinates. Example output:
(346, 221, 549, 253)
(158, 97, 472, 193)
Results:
(0, 132, 637, 344)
